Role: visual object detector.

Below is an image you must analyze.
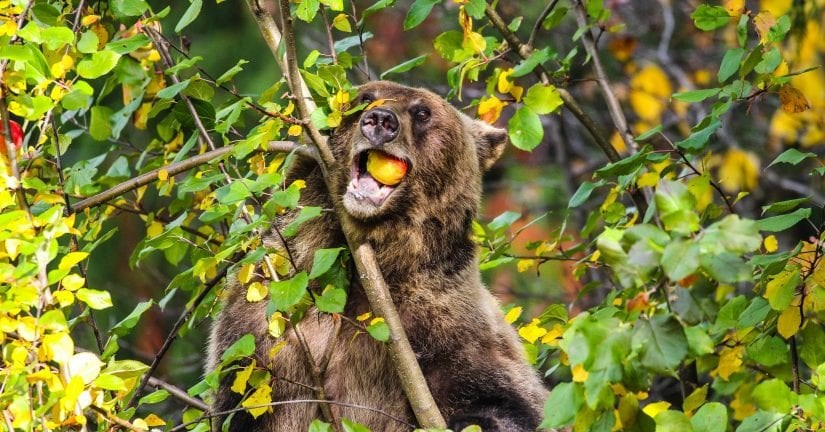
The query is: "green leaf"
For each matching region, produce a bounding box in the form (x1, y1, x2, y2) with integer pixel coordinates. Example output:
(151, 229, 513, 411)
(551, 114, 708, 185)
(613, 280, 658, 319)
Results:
(700, 252, 751, 283)
(542, 6, 568, 30)
(308, 420, 333, 432)
(757, 208, 811, 232)
(41, 26, 75, 50)
(111, 0, 150, 18)
(315, 285, 346, 314)
(155, 79, 191, 99)
(655, 411, 693, 432)
(735, 411, 783, 432)
(685, 326, 714, 355)
(220, 333, 256, 363)
(540, 382, 582, 428)
(635, 125, 663, 142)
(107, 34, 151, 55)
(523, 84, 563, 115)
(403, 0, 440, 30)
(799, 324, 825, 369)
(761, 197, 810, 215)
(752, 379, 794, 413)
(175, 0, 202, 33)
(380, 55, 428, 79)
(296, 0, 320, 22)
(216, 59, 249, 85)
(214, 180, 252, 204)
(675, 118, 721, 152)
(434, 30, 469, 62)
(672, 88, 720, 103)
(569, 181, 603, 208)
(738, 297, 771, 327)
(89, 106, 113, 141)
(76, 288, 113, 310)
(754, 47, 781, 74)
(655, 180, 700, 234)
(632, 315, 687, 372)
(702, 215, 761, 254)
(767, 148, 816, 168)
(768, 15, 791, 42)
(764, 267, 800, 311)
(691, 403, 727, 432)
(269, 272, 309, 312)
(747, 335, 787, 367)
(77, 50, 122, 79)
(508, 106, 543, 151)
(77, 31, 99, 54)
(309, 248, 344, 279)
(691, 4, 731, 31)
(283, 206, 323, 237)
(366, 319, 390, 342)
(360, 0, 395, 23)
(661, 239, 700, 281)
(718, 48, 745, 83)
(111, 301, 153, 337)
(511, 47, 555, 78)
(138, 389, 170, 405)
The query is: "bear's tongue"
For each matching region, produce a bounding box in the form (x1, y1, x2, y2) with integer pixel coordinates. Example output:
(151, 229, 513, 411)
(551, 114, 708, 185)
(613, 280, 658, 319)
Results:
(347, 171, 393, 206)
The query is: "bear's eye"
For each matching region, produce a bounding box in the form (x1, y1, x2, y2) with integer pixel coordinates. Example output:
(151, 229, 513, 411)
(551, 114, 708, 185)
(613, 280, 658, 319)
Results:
(414, 107, 431, 123)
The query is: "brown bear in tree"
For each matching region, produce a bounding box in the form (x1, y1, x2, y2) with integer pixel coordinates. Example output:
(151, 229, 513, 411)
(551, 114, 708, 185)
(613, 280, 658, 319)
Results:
(208, 81, 547, 431)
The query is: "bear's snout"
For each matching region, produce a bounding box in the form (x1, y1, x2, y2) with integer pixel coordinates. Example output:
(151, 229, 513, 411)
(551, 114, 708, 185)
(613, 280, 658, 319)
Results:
(360, 108, 399, 145)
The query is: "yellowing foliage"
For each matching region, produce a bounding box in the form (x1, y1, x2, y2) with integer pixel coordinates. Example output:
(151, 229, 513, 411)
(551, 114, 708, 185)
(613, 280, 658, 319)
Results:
(629, 64, 671, 122)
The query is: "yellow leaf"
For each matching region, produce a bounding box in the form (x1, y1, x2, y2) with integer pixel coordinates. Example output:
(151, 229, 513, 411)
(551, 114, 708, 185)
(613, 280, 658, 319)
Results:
(62, 273, 85, 291)
(636, 171, 659, 188)
(517, 259, 534, 273)
(683, 385, 708, 415)
(40, 332, 74, 364)
(462, 31, 486, 54)
(54, 290, 74, 307)
(241, 383, 273, 418)
(81, 15, 100, 26)
(146, 220, 163, 238)
(763, 235, 778, 253)
(144, 414, 166, 427)
(777, 306, 801, 338)
(713, 345, 744, 380)
(9, 396, 31, 428)
(572, 364, 589, 382)
(540, 324, 564, 346)
(76, 288, 112, 310)
(332, 13, 351, 32)
(778, 85, 810, 113)
(753, 11, 777, 43)
(517, 319, 547, 343)
(717, 148, 760, 194)
(246, 281, 267, 302)
(477, 96, 506, 124)
(268, 312, 286, 338)
(231, 360, 256, 394)
(287, 124, 303, 136)
(356, 312, 372, 322)
(366, 98, 390, 110)
(68, 352, 103, 384)
(497, 69, 513, 94)
(642, 401, 671, 419)
(509, 85, 524, 102)
(238, 264, 255, 284)
(157, 168, 169, 182)
(59, 251, 89, 270)
(725, 0, 745, 16)
(504, 306, 523, 324)
(0, 20, 17, 37)
(330, 89, 350, 111)
(629, 64, 671, 121)
(132, 418, 149, 430)
(369, 317, 385, 326)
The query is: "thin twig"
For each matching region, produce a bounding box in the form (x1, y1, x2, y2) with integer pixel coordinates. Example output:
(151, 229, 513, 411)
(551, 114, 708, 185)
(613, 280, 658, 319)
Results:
(146, 376, 210, 411)
(125, 260, 237, 409)
(89, 405, 141, 430)
(528, 0, 561, 48)
(572, 0, 636, 154)
(70, 141, 309, 212)
(292, 322, 339, 425)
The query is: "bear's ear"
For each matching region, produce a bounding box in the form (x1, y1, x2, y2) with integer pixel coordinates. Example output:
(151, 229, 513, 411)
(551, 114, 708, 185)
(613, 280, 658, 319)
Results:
(464, 115, 508, 171)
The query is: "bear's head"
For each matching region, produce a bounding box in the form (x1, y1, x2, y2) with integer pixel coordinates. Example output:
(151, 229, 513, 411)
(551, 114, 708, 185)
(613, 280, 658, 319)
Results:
(329, 81, 508, 222)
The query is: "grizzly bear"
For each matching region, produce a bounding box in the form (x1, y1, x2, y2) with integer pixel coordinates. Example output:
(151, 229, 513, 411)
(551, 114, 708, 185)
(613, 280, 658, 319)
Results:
(208, 81, 547, 431)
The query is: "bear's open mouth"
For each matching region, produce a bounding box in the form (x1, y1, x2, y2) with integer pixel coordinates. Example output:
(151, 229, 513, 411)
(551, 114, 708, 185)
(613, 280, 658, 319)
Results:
(345, 150, 409, 208)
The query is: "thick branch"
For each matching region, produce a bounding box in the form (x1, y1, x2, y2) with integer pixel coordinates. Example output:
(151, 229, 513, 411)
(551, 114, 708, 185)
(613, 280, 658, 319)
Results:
(246, 0, 446, 428)
(70, 141, 309, 212)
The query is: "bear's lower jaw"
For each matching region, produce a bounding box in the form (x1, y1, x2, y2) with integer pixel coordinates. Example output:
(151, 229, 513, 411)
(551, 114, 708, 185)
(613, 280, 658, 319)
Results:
(342, 151, 405, 218)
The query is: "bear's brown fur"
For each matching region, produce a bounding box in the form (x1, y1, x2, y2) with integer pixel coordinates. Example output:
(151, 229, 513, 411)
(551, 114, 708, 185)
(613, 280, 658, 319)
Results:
(208, 81, 547, 431)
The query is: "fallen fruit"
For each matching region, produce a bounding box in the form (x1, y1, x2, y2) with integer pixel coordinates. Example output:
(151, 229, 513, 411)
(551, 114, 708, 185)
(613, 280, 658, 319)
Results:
(0, 120, 23, 155)
(366, 151, 407, 186)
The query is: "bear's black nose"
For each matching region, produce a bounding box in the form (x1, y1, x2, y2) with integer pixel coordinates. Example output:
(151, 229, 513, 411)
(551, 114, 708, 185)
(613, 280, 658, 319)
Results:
(360, 108, 399, 145)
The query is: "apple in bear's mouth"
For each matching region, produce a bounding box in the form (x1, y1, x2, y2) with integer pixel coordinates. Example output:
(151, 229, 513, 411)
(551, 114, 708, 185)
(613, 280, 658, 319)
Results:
(345, 150, 409, 208)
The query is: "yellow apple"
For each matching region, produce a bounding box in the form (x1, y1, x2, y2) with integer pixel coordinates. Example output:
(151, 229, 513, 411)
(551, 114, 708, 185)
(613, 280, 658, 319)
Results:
(366, 151, 407, 186)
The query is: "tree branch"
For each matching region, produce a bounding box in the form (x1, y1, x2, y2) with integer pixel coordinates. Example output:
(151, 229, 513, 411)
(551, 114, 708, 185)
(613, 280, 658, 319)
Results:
(572, 0, 636, 154)
(245, 1, 446, 427)
(70, 141, 309, 212)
